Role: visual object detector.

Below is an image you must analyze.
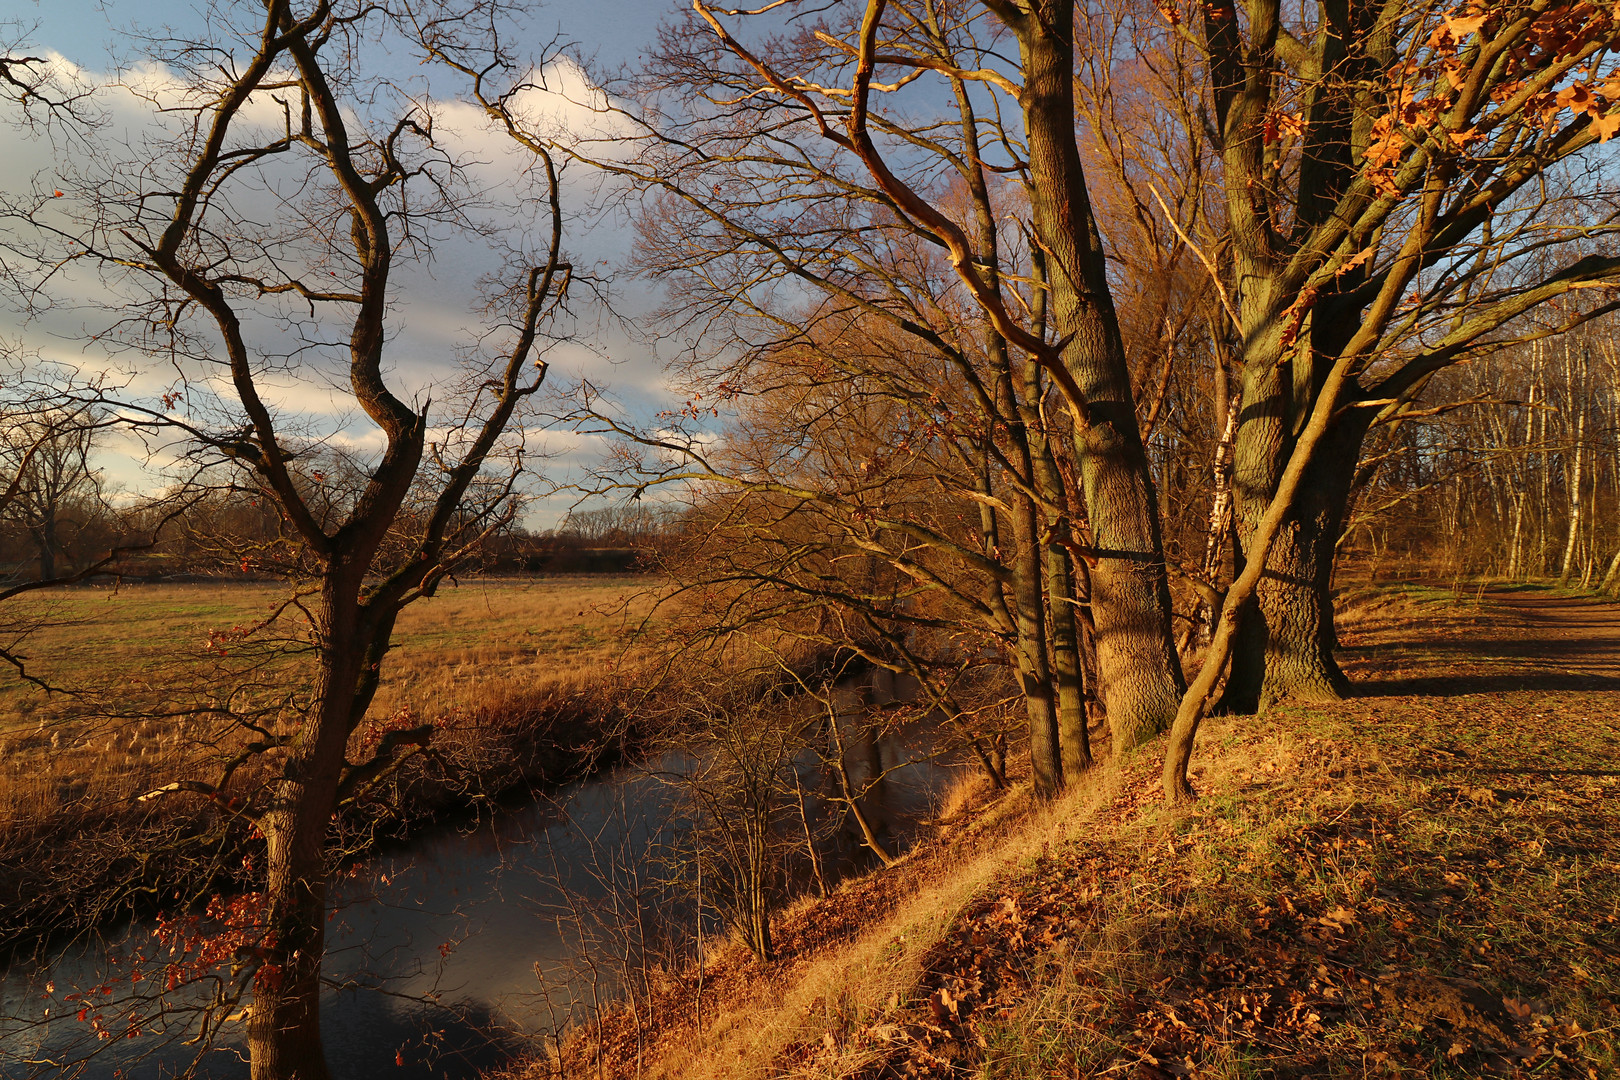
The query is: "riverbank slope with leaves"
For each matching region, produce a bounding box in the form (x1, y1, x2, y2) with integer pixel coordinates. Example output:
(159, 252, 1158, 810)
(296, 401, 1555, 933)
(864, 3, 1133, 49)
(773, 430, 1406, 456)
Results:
(514, 584, 1618, 1079)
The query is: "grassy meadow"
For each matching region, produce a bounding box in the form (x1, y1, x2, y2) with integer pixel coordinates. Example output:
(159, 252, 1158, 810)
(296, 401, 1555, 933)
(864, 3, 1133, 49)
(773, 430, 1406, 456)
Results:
(0, 575, 662, 841)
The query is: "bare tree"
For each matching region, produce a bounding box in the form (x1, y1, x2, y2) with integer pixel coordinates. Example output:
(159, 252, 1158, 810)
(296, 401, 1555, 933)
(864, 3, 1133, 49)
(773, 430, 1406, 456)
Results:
(0, 24, 97, 135)
(0, 403, 107, 581)
(2, 2, 576, 1075)
(518, 0, 1188, 769)
(1164, 0, 1620, 795)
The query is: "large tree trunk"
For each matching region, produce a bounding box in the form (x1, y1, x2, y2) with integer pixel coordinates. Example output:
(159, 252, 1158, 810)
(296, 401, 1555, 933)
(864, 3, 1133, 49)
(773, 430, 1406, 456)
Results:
(957, 70, 1086, 789)
(250, 812, 335, 1080)
(1017, 5, 1184, 748)
(1221, 397, 1370, 713)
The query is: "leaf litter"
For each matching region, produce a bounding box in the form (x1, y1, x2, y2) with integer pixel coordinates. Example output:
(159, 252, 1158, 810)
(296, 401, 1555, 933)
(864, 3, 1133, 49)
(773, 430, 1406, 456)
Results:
(779, 587, 1618, 1079)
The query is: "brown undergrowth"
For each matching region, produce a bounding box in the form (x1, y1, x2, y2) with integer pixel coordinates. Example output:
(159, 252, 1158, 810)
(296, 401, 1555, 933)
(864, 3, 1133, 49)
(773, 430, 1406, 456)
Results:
(513, 585, 1618, 1079)
(0, 662, 642, 962)
(0, 577, 663, 958)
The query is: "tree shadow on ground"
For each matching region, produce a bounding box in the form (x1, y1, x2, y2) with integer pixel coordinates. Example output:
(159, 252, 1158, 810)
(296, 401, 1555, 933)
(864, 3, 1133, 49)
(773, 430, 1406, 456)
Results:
(1340, 592, 1620, 695)
(1353, 671, 1620, 696)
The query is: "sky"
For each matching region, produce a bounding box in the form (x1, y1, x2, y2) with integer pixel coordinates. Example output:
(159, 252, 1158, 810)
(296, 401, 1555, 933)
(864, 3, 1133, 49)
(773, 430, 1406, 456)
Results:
(13, 0, 684, 73)
(2, 0, 701, 528)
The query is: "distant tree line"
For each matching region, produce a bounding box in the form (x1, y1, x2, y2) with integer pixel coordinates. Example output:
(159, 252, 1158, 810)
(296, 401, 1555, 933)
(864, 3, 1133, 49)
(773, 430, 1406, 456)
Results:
(0, 423, 686, 581)
(0, 405, 117, 581)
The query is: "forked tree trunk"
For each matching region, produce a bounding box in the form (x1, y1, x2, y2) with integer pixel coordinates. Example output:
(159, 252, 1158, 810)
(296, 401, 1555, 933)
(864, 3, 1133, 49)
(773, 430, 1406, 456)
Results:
(991, 341, 1064, 795)
(969, 453, 1056, 792)
(963, 69, 1093, 789)
(743, 821, 773, 962)
(1165, 382, 1355, 799)
(1049, 430, 1108, 734)
(1218, 356, 1373, 718)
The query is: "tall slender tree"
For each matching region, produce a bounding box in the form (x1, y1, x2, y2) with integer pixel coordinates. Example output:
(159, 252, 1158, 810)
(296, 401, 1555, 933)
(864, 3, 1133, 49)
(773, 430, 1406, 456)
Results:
(533, 0, 1188, 769)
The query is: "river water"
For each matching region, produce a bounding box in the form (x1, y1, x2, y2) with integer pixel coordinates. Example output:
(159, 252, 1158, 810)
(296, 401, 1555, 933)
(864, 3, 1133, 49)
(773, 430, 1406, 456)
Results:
(0, 690, 958, 1079)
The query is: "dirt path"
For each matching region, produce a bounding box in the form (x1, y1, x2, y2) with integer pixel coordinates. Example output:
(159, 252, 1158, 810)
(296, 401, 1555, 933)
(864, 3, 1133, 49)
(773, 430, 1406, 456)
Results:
(1339, 584, 1620, 694)
(1485, 587, 1620, 681)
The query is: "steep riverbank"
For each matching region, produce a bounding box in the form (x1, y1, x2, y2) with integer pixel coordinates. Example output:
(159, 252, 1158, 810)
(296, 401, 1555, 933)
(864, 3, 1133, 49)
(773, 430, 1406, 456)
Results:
(0, 672, 634, 967)
(505, 584, 1619, 1079)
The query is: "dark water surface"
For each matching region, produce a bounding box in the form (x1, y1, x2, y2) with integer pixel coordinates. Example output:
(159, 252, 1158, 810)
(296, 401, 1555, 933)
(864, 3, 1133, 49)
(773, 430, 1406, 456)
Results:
(1, 707, 957, 1079)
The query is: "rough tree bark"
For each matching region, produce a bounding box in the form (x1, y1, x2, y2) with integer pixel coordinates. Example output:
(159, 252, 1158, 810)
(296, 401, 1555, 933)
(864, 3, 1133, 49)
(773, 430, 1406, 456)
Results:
(1009, 0, 1185, 745)
(1221, 406, 1371, 712)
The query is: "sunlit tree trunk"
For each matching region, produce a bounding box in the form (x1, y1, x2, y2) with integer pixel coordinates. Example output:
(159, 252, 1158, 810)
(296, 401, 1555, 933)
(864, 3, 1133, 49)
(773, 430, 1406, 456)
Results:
(1222, 400, 1371, 711)
(250, 574, 363, 1080)
(1559, 343, 1589, 585)
(1010, 485, 1062, 795)
(1016, 3, 1184, 746)
(1044, 543, 1093, 783)
(1014, 335, 1092, 780)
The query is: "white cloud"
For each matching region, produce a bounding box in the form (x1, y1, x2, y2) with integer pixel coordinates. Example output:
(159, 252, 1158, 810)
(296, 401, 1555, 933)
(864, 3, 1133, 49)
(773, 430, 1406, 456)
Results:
(1, 45, 674, 506)
(430, 56, 638, 160)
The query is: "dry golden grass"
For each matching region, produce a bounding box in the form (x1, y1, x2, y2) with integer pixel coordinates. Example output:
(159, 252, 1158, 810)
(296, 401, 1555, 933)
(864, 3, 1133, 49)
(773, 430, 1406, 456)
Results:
(639, 781, 1105, 1080)
(495, 758, 1109, 1080)
(0, 575, 662, 841)
(0, 575, 658, 725)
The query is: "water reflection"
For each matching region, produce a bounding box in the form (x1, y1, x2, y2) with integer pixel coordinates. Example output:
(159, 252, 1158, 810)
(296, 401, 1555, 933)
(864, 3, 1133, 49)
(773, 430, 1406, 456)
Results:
(1, 674, 958, 1079)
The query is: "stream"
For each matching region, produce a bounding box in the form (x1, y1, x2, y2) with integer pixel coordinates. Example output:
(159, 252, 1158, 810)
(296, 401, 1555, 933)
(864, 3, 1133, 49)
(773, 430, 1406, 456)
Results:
(0, 675, 960, 1079)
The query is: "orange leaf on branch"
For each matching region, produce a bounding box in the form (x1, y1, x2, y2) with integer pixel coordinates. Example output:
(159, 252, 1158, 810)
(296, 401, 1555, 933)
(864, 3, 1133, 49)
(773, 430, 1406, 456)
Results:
(1278, 286, 1320, 348)
(1558, 83, 1596, 112)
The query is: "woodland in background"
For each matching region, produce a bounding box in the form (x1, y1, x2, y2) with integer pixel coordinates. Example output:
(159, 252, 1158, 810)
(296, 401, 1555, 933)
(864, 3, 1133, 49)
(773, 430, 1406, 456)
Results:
(1357, 324, 1620, 588)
